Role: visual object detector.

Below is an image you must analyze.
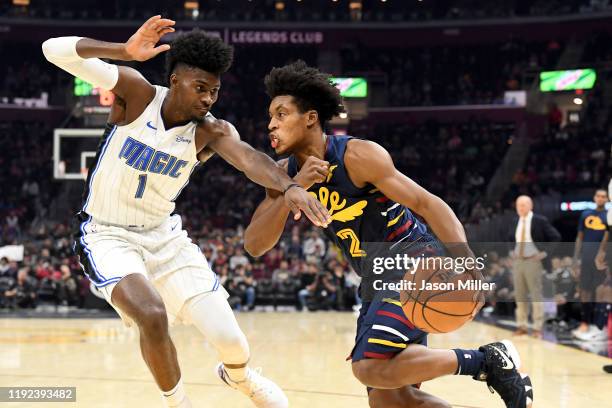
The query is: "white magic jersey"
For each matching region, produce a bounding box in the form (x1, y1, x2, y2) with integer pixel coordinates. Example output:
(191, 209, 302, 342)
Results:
(82, 85, 202, 229)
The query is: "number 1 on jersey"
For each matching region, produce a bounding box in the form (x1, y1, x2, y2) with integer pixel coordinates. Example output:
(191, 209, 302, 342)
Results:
(135, 174, 147, 199)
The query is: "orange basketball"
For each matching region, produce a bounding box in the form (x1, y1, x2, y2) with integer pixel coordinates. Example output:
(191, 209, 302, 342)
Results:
(399, 258, 484, 333)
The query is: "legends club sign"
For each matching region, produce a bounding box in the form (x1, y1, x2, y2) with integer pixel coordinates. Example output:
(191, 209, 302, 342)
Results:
(229, 30, 324, 45)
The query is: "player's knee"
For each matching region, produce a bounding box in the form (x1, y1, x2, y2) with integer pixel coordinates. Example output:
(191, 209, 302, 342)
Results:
(215, 330, 250, 361)
(367, 397, 389, 408)
(419, 398, 451, 408)
(225, 332, 249, 356)
(136, 304, 169, 336)
(352, 360, 398, 389)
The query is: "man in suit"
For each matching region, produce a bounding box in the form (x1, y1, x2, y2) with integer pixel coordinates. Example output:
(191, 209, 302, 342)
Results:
(510, 195, 561, 338)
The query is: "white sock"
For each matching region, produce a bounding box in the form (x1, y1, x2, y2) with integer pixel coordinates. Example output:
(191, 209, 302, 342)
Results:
(161, 377, 191, 408)
(224, 364, 248, 382)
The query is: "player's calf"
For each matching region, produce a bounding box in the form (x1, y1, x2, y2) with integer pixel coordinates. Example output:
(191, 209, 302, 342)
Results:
(352, 359, 413, 389)
(352, 344, 466, 390)
(369, 387, 451, 408)
(111, 274, 181, 391)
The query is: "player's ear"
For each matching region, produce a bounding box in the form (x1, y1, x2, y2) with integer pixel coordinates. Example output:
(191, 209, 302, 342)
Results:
(169, 73, 178, 88)
(306, 110, 319, 128)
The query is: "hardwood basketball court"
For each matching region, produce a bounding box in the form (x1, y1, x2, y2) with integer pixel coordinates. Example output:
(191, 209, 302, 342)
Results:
(0, 313, 610, 407)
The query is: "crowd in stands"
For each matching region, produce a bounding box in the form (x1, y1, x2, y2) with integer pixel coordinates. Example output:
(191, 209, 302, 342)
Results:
(509, 90, 610, 202)
(3, 0, 610, 22)
(0, 121, 59, 247)
(1, 14, 610, 318)
(482, 252, 585, 331)
(349, 119, 515, 222)
(0, 112, 517, 312)
(341, 38, 563, 106)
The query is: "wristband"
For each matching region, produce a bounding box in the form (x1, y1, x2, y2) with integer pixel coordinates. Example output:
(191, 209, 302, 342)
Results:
(283, 183, 301, 194)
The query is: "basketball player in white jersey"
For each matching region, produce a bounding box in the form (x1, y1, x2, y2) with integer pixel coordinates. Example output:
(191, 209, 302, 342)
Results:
(42, 16, 331, 408)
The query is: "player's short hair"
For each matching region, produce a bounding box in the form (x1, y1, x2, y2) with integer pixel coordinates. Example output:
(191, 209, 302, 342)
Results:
(264, 60, 344, 126)
(595, 188, 608, 195)
(165, 31, 234, 79)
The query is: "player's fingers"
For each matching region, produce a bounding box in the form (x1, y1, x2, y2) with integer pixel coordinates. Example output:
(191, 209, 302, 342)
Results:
(158, 27, 175, 37)
(314, 175, 326, 184)
(144, 15, 161, 26)
(315, 167, 328, 177)
(312, 199, 332, 226)
(305, 196, 330, 226)
(153, 44, 171, 55)
(286, 200, 300, 219)
(158, 19, 176, 28)
(301, 205, 322, 227)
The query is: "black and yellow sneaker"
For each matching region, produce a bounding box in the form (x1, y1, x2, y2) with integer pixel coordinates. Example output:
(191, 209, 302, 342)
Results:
(474, 340, 533, 408)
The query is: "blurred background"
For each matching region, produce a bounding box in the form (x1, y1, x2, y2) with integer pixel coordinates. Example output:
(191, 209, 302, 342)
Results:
(0, 0, 611, 356)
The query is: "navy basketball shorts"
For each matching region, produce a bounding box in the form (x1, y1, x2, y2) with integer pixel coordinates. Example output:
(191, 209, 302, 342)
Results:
(351, 298, 427, 362)
(581, 254, 606, 292)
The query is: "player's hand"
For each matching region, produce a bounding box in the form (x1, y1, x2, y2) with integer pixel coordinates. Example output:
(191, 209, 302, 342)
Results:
(535, 251, 547, 261)
(124, 15, 175, 62)
(283, 185, 332, 227)
(294, 156, 330, 189)
(596, 250, 607, 270)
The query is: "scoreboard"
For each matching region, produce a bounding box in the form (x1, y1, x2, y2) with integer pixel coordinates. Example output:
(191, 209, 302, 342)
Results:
(73, 78, 114, 126)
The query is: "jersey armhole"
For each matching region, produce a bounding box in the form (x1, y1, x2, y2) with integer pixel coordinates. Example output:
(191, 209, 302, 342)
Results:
(117, 85, 163, 130)
(343, 138, 375, 192)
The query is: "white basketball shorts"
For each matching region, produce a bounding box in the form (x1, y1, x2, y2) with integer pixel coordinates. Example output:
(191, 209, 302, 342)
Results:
(73, 211, 227, 326)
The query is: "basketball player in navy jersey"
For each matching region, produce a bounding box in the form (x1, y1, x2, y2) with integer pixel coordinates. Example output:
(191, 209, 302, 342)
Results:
(42, 17, 331, 408)
(244, 61, 533, 408)
(573, 189, 609, 341)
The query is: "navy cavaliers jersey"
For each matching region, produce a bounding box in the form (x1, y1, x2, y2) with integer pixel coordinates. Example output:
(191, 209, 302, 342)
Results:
(578, 208, 607, 243)
(288, 135, 434, 276)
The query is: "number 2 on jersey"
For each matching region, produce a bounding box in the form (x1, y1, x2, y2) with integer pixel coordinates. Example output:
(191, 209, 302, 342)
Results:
(135, 174, 147, 199)
(336, 228, 367, 257)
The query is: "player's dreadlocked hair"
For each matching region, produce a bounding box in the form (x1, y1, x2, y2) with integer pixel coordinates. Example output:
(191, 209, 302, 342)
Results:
(165, 31, 234, 79)
(264, 60, 344, 126)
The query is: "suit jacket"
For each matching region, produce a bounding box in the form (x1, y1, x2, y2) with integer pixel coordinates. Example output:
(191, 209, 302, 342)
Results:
(509, 213, 561, 243)
(509, 213, 561, 270)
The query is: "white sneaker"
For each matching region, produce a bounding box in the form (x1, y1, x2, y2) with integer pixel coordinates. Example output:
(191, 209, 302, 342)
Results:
(574, 325, 605, 341)
(572, 325, 594, 340)
(589, 325, 608, 341)
(215, 363, 289, 408)
(572, 326, 591, 339)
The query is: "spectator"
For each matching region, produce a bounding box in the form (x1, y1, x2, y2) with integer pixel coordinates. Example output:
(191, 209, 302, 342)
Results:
(304, 271, 337, 311)
(3, 267, 37, 309)
(228, 265, 256, 311)
(303, 229, 326, 263)
(549, 256, 581, 327)
(57, 265, 79, 306)
(271, 260, 292, 285)
(297, 262, 318, 311)
(229, 247, 250, 271)
(0, 257, 11, 277)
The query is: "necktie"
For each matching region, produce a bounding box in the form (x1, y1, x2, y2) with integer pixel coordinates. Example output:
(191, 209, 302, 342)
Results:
(518, 217, 526, 257)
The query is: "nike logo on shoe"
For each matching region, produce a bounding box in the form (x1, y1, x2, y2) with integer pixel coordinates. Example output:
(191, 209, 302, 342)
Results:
(491, 345, 514, 370)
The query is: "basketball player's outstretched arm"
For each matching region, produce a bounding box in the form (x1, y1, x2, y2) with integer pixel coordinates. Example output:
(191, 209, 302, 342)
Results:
(204, 121, 331, 228)
(344, 139, 473, 258)
(42, 15, 175, 121)
(244, 157, 329, 256)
